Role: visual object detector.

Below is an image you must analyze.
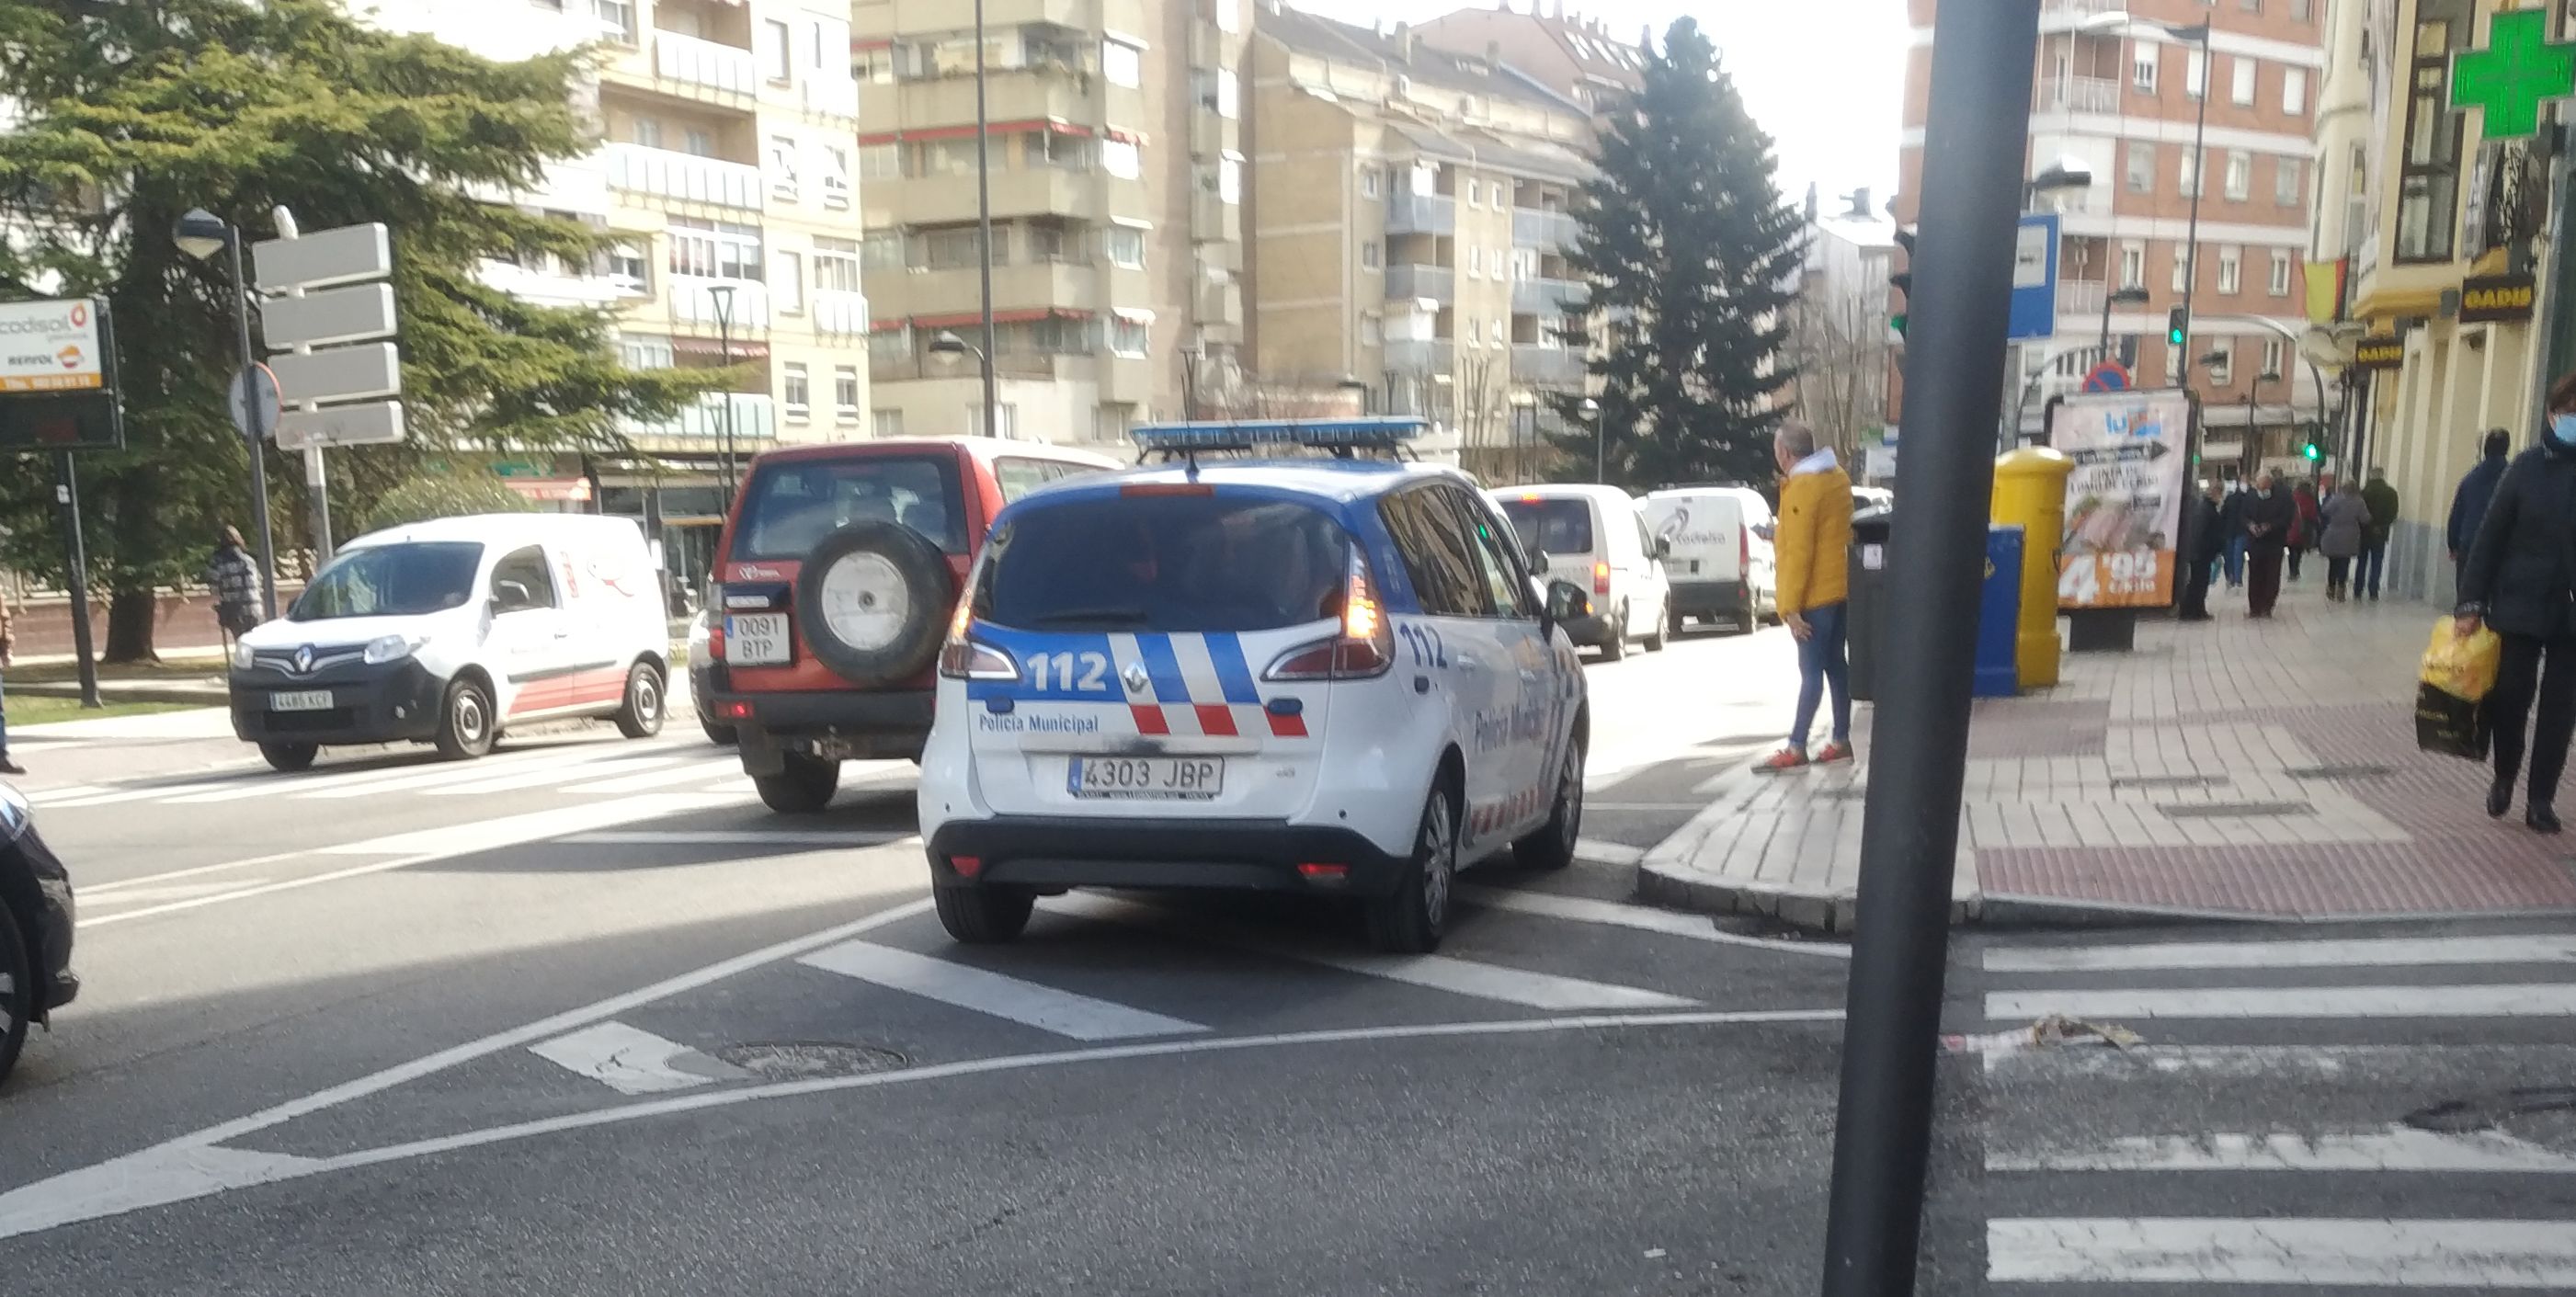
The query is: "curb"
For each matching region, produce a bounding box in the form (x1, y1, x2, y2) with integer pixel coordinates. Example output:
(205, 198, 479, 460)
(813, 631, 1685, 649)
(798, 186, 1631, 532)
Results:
(12, 680, 229, 707)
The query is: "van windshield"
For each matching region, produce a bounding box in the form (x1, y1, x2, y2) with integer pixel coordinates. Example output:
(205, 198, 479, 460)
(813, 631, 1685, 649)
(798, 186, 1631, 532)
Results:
(291, 542, 484, 620)
(1498, 497, 1593, 556)
(975, 495, 1350, 632)
(735, 457, 965, 560)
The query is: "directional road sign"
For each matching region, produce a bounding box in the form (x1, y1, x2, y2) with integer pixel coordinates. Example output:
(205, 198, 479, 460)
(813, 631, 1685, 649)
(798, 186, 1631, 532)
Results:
(270, 342, 400, 405)
(277, 400, 405, 451)
(252, 222, 392, 294)
(260, 282, 397, 350)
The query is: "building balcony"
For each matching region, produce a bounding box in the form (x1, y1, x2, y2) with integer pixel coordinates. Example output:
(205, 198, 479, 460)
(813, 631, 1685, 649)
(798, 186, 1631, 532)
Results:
(1385, 338, 1453, 375)
(2035, 74, 2121, 114)
(1189, 105, 1239, 158)
(1387, 191, 1455, 235)
(866, 67, 1095, 131)
(670, 276, 770, 332)
(859, 0, 1100, 39)
(477, 258, 632, 310)
(605, 142, 762, 210)
(650, 30, 758, 99)
(800, 74, 861, 119)
(1511, 207, 1580, 250)
(812, 290, 871, 337)
(893, 168, 1101, 225)
(1385, 263, 1453, 301)
(865, 259, 1099, 322)
(1196, 279, 1242, 328)
(1510, 276, 1585, 315)
(870, 351, 1092, 384)
(2057, 279, 2108, 319)
(1510, 345, 1584, 387)
(620, 392, 777, 445)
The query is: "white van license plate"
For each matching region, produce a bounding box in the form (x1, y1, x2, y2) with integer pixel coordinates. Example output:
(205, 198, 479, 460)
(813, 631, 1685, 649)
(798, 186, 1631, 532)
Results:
(269, 690, 335, 711)
(726, 613, 790, 666)
(1067, 757, 1225, 801)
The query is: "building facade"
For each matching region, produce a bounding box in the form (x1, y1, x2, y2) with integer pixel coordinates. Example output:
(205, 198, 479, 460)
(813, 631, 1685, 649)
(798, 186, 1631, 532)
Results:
(1790, 187, 1898, 473)
(1898, 0, 2329, 460)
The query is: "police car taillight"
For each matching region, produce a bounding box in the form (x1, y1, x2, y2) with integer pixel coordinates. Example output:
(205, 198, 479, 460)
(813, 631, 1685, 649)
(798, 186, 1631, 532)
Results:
(1264, 550, 1394, 681)
(938, 599, 1019, 680)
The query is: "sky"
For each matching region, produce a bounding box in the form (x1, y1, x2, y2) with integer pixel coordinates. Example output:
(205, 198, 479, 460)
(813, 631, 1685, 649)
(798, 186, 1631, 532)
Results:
(1300, 0, 1909, 211)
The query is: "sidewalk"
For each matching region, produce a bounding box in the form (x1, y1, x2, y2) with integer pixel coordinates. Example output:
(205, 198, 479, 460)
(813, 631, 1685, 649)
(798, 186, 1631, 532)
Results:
(1641, 583, 2576, 931)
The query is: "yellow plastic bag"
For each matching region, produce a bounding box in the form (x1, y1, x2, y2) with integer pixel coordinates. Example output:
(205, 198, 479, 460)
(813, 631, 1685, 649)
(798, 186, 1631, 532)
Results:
(2422, 619, 2502, 702)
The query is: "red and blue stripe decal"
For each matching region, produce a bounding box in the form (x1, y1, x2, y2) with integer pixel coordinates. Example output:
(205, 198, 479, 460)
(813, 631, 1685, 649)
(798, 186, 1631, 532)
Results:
(963, 626, 1308, 738)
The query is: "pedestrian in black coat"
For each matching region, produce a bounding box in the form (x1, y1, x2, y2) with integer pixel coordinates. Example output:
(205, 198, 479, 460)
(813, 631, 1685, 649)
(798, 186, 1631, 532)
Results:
(2448, 428, 2512, 584)
(2457, 373, 2576, 834)
(2240, 471, 2296, 618)
(2179, 480, 2223, 622)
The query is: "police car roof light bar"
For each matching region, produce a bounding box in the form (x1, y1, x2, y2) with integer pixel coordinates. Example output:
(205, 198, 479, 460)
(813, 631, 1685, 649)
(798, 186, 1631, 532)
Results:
(1130, 417, 1431, 469)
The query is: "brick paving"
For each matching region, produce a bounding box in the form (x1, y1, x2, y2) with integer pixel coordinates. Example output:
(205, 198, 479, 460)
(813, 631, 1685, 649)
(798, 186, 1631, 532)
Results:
(1639, 585, 2576, 931)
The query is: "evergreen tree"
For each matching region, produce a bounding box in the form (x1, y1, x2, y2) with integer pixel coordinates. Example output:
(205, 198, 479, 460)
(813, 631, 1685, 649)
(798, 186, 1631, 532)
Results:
(0, 0, 709, 658)
(1548, 18, 1806, 490)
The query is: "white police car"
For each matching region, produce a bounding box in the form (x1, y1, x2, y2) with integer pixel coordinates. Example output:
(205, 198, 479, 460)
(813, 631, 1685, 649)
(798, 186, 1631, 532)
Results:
(918, 419, 1595, 953)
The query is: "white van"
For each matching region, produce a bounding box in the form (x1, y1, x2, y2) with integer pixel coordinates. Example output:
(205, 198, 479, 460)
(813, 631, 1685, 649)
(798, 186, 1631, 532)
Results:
(227, 514, 672, 770)
(1494, 484, 1672, 660)
(1641, 486, 1775, 634)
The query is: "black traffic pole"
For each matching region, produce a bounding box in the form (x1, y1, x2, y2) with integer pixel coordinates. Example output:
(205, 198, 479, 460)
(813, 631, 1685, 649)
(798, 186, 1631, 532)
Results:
(225, 227, 281, 620)
(52, 452, 102, 710)
(1817, 1, 2037, 1294)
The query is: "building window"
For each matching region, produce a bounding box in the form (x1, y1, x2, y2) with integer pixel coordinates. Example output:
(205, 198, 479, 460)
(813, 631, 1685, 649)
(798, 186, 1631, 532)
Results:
(861, 230, 903, 269)
(769, 135, 800, 200)
(783, 363, 810, 419)
(872, 409, 903, 438)
(667, 218, 764, 281)
(858, 142, 900, 181)
(815, 237, 861, 293)
(968, 404, 1018, 438)
(1467, 247, 1483, 279)
(1106, 225, 1146, 268)
(2398, 0, 2470, 263)
(2126, 142, 2156, 191)
(610, 242, 650, 292)
(2217, 246, 2242, 293)
(821, 146, 850, 210)
(2261, 337, 2285, 377)
(1360, 316, 1382, 346)
(2283, 67, 2308, 115)
(2206, 345, 2232, 383)
(1102, 39, 1142, 88)
(2240, 0, 2260, 12)
(632, 118, 663, 149)
(2229, 56, 2256, 106)
(2224, 150, 2251, 200)
(1362, 240, 1381, 271)
(2269, 249, 2293, 295)
(855, 45, 896, 85)
(619, 334, 675, 370)
(1102, 138, 1142, 180)
(1110, 315, 1149, 357)
(2133, 47, 2159, 94)
(1362, 167, 1381, 199)
(683, 128, 714, 157)
(2292, 0, 2313, 18)
(762, 19, 792, 82)
(1466, 180, 1482, 208)
(1214, 68, 1240, 119)
(916, 225, 998, 271)
(2186, 50, 2206, 99)
(1490, 319, 1506, 345)
(1220, 154, 1244, 204)
(2171, 245, 2192, 292)
(773, 250, 804, 313)
(1028, 131, 1094, 172)
(835, 366, 861, 421)
(2119, 241, 2146, 289)
(2275, 155, 2305, 207)
(2179, 148, 2201, 197)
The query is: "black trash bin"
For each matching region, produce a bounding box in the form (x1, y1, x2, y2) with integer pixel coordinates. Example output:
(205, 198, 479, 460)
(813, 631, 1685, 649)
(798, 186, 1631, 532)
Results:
(1847, 506, 1894, 702)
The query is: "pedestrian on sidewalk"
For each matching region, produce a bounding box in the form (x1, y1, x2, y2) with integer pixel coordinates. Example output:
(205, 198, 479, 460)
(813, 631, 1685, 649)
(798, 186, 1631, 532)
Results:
(207, 526, 261, 641)
(2318, 473, 2368, 601)
(2456, 373, 2576, 835)
(2288, 478, 2320, 582)
(2360, 466, 2399, 601)
(2447, 429, 2510, 587)
(1755, 422, 1853, 772)
(2241, 471, 2294, 618)
(0, 596, 18, 776)
(2179, 480, 2223, 622)
(2218, 482, 2250, 591)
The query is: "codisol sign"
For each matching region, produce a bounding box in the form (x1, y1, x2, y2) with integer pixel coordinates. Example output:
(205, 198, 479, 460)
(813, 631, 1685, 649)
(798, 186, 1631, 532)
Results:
(2460, 272, 2537, 324)
(2354, 335, 2406, 370)
(0, 298, 106, 393)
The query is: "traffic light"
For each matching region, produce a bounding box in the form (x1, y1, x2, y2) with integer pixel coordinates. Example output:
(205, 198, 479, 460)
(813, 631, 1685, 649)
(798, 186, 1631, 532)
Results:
(2301, 437, 2322, 461)
(2166, 305, 2189, 348)
(1889, 227, 1916, 338)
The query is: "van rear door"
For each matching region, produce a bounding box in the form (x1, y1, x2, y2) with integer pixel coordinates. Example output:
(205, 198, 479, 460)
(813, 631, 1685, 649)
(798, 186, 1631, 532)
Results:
(1644, 494, 1744, 585)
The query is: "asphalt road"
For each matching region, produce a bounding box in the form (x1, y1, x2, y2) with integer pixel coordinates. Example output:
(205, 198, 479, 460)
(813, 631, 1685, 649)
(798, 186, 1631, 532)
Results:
(9, 625, 2571, 1294)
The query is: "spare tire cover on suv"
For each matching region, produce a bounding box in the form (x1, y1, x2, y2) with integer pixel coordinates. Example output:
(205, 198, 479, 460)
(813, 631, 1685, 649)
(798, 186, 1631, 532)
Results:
(795, 520, 954, 686)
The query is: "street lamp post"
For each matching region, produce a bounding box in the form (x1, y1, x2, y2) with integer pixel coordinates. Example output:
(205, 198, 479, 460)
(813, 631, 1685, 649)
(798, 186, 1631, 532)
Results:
(1580, 396, 1603, 484)
(929, 330, 994, 434)
(1179, 345, 1202, 421)
(707, 284, 739, 513)
(175, 208, 280, 620)
(2083, 14, 2213, 383)
(2101, 285, 2152, 359)
(972, 0, 1000, 440)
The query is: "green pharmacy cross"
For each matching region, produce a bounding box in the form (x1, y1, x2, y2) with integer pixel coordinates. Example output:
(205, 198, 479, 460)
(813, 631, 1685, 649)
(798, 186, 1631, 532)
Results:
(2452, 7, 2576, 141)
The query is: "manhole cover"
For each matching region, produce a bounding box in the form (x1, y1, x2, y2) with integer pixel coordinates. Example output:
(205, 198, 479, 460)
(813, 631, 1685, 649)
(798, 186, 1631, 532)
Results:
(2284, 764, 2399, 779)
(2110, 774, 2227, 790)
(2156, 801, 2312, 818)
(711, 1041, 910, 1080)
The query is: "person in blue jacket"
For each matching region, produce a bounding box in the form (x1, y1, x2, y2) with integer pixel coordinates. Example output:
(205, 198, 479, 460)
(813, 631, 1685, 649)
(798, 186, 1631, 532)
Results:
(2448, 428, 2512, 586)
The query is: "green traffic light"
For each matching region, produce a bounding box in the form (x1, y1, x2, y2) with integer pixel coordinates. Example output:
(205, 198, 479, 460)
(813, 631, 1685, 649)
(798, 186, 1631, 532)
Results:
(1891, 313, 1908, 337)
(2301, 441, 2321, 461)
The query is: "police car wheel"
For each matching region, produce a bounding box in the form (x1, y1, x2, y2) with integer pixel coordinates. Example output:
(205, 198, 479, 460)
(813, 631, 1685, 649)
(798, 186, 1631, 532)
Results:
(1515, 734, 1586, 872)
(794, 521, 954, 687)
(934, 884, 1034, 945)
(1366, 784, 1458, 954)
(614, 662, 667, 739)
(0, 895, 29, 1087)
(259, 741, 319, 773)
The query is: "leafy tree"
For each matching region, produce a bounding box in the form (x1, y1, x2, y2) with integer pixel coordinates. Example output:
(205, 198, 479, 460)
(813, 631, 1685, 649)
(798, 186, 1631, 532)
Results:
(1549, 18, 1806, 490)
(0, 0, 708, 658)
(359, 469, 538, 533)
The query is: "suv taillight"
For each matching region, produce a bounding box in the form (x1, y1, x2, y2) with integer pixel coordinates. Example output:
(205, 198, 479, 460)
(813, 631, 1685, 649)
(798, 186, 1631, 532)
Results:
(1265, 549, 1395, 681)
(938, 598, 1018, 680)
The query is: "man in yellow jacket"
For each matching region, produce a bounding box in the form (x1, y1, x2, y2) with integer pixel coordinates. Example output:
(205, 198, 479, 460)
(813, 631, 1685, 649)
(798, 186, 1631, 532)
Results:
(1758, 422, 1854, 771)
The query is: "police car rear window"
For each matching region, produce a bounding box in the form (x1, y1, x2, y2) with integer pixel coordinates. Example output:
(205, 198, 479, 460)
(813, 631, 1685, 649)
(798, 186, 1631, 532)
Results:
(735, 457, 965, 560)
(1499, 497, 1593, 555)
(976, 495, 1349, 632)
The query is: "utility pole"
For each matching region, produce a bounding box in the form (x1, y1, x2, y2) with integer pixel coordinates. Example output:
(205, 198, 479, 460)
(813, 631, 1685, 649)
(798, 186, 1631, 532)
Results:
(973, 0, 1001, 438)
(1817, 1, 2038, 1293)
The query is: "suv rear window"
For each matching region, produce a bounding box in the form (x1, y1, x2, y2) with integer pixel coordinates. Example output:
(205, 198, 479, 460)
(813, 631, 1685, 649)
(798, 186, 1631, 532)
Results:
(1499, 497, 1593, 556)
(734, 456, 965, 560)
(976, 494, 1349, 632)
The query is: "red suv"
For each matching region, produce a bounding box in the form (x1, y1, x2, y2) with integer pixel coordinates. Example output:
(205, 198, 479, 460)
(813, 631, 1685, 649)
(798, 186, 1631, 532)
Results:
(704, 438, 1118, 813)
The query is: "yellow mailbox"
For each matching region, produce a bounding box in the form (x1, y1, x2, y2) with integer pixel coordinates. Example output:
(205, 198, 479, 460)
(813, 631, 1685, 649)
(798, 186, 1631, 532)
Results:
(1992, 446, 2074, 689)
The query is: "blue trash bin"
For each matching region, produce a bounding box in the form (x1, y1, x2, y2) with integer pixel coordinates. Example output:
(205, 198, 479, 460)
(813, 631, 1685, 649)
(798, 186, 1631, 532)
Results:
(1976, 526, 2024, 699)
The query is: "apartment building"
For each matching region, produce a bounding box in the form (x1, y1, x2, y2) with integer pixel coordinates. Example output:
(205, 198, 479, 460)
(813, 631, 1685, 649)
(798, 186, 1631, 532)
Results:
(1790, 188, 1899, 469)
(1898, 0, 2328, 458)
(850, 0, 1248, 447)
(1246, 5, 1599, 474)
(1412, 3, 1647, 112)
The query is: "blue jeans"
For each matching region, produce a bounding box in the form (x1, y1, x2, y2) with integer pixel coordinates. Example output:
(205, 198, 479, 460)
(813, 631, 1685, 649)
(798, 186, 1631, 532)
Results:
(2359, 543, 2387, 597)
(2224, 535, 2248, 586)
(1791, 601, 1852, 750)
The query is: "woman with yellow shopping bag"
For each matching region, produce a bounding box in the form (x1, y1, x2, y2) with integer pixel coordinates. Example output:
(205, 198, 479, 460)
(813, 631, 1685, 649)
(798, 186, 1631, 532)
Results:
(2456, 372, 2576, 833)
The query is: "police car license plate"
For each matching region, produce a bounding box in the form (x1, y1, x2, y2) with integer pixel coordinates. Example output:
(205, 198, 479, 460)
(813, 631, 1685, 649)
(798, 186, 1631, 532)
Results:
(1067, 757, 1225, 801)
(269, 690, 334, 711)
(726, 613, 790, 666)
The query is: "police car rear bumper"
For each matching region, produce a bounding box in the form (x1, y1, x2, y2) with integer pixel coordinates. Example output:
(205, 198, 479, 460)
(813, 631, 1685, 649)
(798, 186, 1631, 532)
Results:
(926, 816, 1413, 897)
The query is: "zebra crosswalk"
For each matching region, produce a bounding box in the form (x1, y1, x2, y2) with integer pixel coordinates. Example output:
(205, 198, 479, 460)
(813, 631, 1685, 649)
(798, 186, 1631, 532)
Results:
(1966, 927, 2576, 1291)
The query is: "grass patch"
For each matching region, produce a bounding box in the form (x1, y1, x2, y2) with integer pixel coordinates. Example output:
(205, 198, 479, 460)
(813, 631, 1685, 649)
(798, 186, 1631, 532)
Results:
(6, 696, 197, 725)
(9, 655, 223, 685)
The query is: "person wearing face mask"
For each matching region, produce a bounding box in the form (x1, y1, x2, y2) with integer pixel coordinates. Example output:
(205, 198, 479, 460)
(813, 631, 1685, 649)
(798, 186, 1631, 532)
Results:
(2456, 373, 2576, 834)
(2240, 470, 2295, 618)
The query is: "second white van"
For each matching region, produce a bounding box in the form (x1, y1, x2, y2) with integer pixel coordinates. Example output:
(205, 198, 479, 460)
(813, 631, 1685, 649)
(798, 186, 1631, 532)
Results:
(1641, 486, 1775, 635)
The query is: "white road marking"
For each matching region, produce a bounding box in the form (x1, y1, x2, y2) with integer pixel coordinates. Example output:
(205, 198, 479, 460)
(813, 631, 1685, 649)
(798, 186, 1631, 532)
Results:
(297, 745, 637, 799)
(77, 880, 273, 907)
(527, 1021, 747, 1095)
(1987, 1126, 2576, 1175)
(1986, 1217, 2576, 1287)
(161, 759, 488, 803)
(40, 779, 235, 808)
(75, 849, 316, 897)
(559, 757, 746, 795)
(1063, 895, 1697, 1011)
(1454, 885, 1850, 959)
(312, 793, 740, 858)
(1988, 984, 2576, 1020)
(23, 784, 107, 805)
(421, 754, 684, 797)
(1985, 934, 2576, 973)
(799, 940, 1207, 1041)
(1571, 838, 1645, 865)
(558, 830, 911, 848)
(0, 1005, 1842, 1243)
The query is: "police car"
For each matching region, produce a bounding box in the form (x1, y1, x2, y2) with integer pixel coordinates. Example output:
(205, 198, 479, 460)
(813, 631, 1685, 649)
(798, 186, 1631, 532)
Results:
(917, 419, 1596, 953)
